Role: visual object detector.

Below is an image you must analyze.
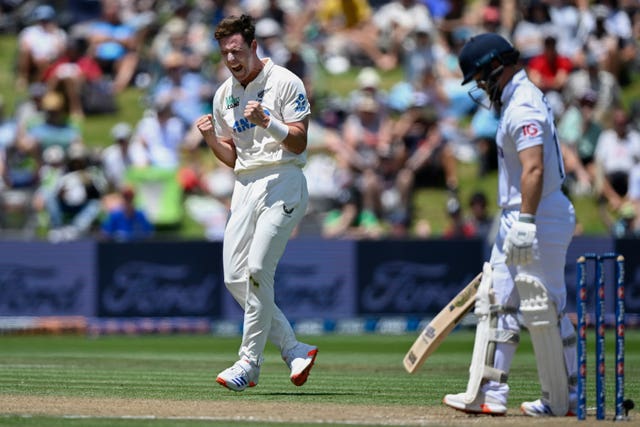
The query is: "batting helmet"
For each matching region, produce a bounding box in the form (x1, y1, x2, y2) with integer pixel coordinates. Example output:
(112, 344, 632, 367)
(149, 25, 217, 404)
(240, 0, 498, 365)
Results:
(458, 33, 519, 85)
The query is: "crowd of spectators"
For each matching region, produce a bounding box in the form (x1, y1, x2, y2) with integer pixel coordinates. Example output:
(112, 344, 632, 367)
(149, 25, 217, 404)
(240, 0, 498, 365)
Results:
(0, 0, 639, 242)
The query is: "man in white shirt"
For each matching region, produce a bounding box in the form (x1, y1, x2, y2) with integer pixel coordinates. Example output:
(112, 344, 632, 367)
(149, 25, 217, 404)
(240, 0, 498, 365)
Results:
(594, 106, 640, 210)
(195, 14, 317, 392)
(442, 33, 577, 417)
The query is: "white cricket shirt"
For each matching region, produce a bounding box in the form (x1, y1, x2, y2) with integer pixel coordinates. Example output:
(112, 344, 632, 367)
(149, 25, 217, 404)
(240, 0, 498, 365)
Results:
(496, 70, 566, 209)
(212, 58, 310, 173)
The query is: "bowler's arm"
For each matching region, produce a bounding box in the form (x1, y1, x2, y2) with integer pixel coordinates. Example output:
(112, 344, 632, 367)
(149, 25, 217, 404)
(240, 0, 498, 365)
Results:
(279, 116, 308, 155)
(195, 114, 236, 169)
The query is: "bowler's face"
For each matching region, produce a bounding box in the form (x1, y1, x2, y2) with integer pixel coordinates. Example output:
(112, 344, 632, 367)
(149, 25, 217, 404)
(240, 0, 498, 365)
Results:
(219, 33, 257, 85)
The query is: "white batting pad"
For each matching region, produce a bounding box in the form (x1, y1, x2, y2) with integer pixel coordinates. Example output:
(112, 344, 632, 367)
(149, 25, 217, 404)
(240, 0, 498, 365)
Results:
(515, 274, 569, 416)
(463, 263, 495, 403)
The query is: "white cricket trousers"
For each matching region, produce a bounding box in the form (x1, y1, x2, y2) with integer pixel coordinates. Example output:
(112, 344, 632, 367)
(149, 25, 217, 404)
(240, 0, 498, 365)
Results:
(223, 164, 308, 365)
(487, 190, 577, 399)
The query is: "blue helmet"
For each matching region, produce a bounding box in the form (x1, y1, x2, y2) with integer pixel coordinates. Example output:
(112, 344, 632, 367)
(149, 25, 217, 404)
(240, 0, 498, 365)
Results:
(458, 33, 519, 85)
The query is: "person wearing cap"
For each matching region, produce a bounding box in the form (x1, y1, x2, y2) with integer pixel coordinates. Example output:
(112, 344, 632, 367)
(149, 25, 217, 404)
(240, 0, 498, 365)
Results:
(101, 122, 136, 191)
(443, 33, 578, 417)
(348, 67, 388, 114)
(22, 91, 82, 153)
(17, 4, 68, 90)
(46, 143, 107, 242)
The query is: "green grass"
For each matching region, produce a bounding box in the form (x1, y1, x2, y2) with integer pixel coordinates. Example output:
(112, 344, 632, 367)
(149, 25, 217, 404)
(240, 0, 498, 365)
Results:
(1, 33, 636, 237)
(0, 330, 639, 426)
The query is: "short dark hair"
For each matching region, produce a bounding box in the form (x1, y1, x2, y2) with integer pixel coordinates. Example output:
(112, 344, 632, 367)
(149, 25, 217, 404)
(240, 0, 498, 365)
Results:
(214, 14, 255, 45)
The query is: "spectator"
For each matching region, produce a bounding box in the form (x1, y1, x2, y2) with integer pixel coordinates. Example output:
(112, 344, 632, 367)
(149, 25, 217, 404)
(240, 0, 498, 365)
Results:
(150, 51, 214, 127)
(348, 66, 388, 113)
(148, 14, 211, 79)
(31, 145, 67, 231)
(547, 0, 584, 64)
(15, 83, 48, 138)
(184, 164, 234, 241)
(371, 0, 436, 70)
(22, 91, 82, 154)
(442, 197, 476, 239)
(557, 90, 603, 195)
(0, 129, 41, 232)
(594, 106, 640, 211)
(511, 0, 555, 65)
(598, 200, 639, 238)
(400, 21, 436, 87)
(314, 0, 396, 72)
(337, 93, 394, 228)
(84, 0, 140, 93)
(128, 98, 188, 169)
(628, 158, 640, 232)
(394, 106, 459, 200)
(41, 36, 106, 118)
(16, 5, 67, 90)
(469, 106, 500, 177)
(255, 17, 290, 66)
(321, 190, 384, 239)
(101, 186, 154, 241)
(101, 122, 135, 191)
(583, 2, 637, 86)
(46, 144, 107, 242)
(468, 190, 494, 243)
(526, 35, 573, 113)
(563, 53, 621, 125)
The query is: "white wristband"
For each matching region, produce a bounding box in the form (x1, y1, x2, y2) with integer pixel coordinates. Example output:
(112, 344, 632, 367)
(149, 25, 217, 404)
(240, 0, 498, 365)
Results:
(265, 116, 289, 142)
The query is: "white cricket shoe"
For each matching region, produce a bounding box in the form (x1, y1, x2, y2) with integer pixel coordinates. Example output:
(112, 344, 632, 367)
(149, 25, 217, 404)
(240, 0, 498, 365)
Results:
(443, 392, 507, 416)
(216, 358, 260, 392)
(283, 342, 318, 386)
(520, 397, 577, 417)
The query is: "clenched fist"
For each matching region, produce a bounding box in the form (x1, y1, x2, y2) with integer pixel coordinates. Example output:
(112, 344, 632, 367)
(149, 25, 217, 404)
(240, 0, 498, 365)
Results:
(195, 114, 215, 135)
(244, 100, 270, 128)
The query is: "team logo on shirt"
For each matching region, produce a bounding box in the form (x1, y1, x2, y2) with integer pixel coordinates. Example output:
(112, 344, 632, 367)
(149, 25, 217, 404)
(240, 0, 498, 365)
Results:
(294, 94, 307, 112)
(224, 95, 240, 110)
(522, 123, 539, 137)
(232, 110, 272, 133)
(233, 118, 256, 133)
(257, 87, 271, 101)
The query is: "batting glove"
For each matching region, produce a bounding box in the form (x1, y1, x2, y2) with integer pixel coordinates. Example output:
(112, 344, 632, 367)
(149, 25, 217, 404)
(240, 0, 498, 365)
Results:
(503, 220, 537, 266)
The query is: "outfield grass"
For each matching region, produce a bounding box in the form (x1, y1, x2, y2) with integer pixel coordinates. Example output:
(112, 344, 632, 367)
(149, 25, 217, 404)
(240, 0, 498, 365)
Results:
(0, 330, 638, 426)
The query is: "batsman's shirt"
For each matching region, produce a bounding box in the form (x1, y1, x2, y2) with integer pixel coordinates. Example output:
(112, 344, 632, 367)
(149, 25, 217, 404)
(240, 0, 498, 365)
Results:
(496, 69, 566, 209)
(212, 58, 310, 173)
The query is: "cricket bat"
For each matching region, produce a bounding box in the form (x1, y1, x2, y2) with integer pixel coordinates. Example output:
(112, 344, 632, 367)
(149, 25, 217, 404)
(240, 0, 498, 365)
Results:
(403, 272, 483, 373)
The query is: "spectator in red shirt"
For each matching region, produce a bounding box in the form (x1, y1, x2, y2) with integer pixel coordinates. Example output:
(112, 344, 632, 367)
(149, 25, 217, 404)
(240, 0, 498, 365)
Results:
(527, 35, 573, 95)
(41, 37, 103, 118)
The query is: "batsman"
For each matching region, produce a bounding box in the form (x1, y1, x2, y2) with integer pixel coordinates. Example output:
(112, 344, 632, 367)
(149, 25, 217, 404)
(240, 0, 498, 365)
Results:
(442, 33, 578, 417)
